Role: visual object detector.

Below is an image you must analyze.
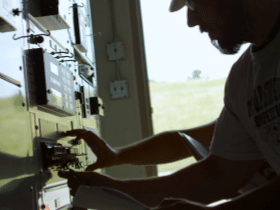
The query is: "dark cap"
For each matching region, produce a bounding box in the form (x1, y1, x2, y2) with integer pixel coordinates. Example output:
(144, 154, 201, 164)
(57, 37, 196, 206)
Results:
(169, 0, 185, 12)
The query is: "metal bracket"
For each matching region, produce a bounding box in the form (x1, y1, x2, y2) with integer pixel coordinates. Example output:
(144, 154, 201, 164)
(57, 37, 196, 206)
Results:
(69, 3, 84, 9)
(55, 53, 74, 59)
(13, 30, 51, 44)
(51, 49, 70, 55)
(59, 59, 78, 63)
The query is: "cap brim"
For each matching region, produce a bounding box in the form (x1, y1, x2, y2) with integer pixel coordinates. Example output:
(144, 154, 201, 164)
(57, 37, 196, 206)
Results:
(169, 0, 185, 12)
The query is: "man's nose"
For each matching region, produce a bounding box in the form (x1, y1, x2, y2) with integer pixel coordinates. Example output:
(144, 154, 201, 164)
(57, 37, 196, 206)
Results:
(187, 9, 199, 28)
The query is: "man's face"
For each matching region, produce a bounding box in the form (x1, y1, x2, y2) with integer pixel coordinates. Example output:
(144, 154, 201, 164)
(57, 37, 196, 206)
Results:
(187, 0, 254, 54)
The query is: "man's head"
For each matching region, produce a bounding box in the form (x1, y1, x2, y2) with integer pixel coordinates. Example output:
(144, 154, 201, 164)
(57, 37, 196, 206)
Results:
(169, 0, 278, 54)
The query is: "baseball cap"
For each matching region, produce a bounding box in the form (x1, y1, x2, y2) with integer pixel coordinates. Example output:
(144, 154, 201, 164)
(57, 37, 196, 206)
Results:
(169, 0, 186, 12)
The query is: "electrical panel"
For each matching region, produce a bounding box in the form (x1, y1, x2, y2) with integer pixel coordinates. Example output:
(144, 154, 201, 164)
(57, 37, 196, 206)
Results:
(0, 0, 104, 209)
(25, 48, 76, 117)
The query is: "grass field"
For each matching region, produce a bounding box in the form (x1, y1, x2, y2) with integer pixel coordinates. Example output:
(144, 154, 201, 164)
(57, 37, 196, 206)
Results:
(148, 78, 227, 174)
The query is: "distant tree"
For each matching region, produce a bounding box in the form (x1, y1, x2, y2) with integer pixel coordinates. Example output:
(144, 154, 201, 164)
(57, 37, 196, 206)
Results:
(192, 70, 202, 80)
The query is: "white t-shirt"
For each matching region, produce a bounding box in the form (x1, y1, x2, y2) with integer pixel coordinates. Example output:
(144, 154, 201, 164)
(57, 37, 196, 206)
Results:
(210, 31, 280, 174)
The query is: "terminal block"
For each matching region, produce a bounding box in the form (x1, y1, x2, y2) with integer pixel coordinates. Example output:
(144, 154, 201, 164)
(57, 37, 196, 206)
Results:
(41, 142, 85, 171)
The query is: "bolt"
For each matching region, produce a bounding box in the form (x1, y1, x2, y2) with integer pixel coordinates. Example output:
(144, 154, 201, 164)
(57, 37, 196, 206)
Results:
(41, 204, 46, 209)
(47, 89, 52, 94)
(35, 125, 39, 130)
(22, 102, 25, 107)
(19, 66, 22, 71)
(30, 186, 34, 192)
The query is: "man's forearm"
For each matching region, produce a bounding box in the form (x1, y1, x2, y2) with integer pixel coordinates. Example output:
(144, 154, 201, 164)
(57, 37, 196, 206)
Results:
(115, 120, 217, 166)
(115, 131, 192, 166)
(115, 157, 233, 207)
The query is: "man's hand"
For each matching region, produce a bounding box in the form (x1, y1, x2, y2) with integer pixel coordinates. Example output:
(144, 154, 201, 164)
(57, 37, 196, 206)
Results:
(58, 170, 117, 196)
(64, 129, 119, 171)
(151, 198, 210, 210)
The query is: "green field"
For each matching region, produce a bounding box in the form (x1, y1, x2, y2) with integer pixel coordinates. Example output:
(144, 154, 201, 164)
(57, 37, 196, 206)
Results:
(149, 78, 227, 174)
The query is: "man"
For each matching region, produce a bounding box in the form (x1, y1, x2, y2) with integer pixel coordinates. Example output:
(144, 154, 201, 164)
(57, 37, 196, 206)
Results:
(59, 0, 280, 209)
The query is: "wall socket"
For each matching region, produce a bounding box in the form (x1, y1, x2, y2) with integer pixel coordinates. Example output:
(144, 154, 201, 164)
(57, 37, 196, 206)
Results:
(110, 80, 129, 99)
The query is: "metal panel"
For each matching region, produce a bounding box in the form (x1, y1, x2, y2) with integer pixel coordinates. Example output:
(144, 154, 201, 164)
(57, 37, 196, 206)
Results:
(1, 0, 101, 209)
(0, 77, 35, 209)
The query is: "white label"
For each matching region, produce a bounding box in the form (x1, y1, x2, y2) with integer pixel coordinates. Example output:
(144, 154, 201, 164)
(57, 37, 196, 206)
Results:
(51, 88, 62, 107)
(50, 62, 59, 76)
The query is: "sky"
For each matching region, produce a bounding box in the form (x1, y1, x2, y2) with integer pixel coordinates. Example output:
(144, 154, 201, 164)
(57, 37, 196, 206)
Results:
(140, 0, 250, 82)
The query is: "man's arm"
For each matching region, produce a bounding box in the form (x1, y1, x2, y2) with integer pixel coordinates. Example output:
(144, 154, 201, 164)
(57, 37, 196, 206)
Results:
(115, 154, 265, 207)
(116, 120, 216, 166)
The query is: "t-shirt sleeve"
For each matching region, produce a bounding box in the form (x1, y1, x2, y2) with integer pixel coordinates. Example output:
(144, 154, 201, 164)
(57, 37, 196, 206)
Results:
(210, 106, 265, 160)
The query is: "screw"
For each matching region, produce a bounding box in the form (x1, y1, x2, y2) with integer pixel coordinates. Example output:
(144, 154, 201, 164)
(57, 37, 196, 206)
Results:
(22, 102, 25, 107)
(19, 66, 22, 71)
(47, 89, 52, 94)
(35, 125, 39, 130)
(30, 186, 34, 192)
(41, 204, 46, 209)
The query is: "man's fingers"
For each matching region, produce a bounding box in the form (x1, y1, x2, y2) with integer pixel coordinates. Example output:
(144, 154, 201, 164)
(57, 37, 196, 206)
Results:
(85, 162, 100, 172)
(65, 129, 87, 136)
(58, 171, 71, 178)
(58, 169, 76, 178)
(74, 131, 89, 142)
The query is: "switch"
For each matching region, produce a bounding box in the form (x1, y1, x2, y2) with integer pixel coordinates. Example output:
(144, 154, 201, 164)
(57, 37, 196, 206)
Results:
(89, 97, 105, 116)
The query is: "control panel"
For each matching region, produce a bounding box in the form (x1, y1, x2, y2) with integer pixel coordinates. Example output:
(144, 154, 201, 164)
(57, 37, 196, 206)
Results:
(25, 48, 76, 117)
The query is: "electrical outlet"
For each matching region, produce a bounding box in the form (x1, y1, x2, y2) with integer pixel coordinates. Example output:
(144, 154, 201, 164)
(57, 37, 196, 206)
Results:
(107, 42, 125, 61)
(110, 80, 128, 99)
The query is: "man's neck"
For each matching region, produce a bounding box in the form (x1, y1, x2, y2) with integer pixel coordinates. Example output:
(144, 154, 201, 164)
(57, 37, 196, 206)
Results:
(252, 12, 280, 52)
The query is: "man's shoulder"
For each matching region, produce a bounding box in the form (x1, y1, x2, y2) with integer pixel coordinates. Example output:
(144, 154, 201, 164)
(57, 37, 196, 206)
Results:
(227, 46, 252, 83)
